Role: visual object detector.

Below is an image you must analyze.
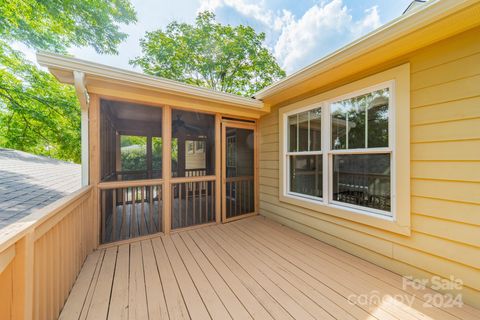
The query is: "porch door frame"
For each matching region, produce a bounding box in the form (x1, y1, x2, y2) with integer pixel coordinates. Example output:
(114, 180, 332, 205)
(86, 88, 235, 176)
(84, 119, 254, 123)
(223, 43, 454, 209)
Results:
(221, 119, 258, 223)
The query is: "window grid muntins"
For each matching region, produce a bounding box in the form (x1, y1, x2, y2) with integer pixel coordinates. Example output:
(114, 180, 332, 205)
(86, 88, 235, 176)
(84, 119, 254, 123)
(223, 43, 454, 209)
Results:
(287, 107, 323, 199)
(284, 82, 394, 217)
(331, 88, 390, 150)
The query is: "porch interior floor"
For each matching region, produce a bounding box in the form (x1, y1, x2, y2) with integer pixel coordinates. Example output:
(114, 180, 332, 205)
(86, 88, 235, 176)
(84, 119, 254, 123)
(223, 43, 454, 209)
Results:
(60, 216, 480, 320)
(102, 196, 215, 243)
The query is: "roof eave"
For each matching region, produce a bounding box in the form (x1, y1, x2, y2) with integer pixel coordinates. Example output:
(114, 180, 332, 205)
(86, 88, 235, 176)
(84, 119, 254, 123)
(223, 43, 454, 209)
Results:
(37, 52, 265, 110)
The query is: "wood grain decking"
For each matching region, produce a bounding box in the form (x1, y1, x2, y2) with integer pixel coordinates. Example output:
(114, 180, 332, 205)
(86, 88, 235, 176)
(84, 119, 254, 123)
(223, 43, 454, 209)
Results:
(59, 216, 480, 320)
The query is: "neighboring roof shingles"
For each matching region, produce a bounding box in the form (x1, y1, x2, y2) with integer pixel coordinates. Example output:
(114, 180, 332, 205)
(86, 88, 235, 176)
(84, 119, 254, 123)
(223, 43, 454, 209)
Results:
(0, 148, 81, 230)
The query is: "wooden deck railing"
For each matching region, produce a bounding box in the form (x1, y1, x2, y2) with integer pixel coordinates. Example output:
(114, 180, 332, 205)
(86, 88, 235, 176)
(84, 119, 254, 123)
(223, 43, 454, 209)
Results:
(171, 176, 216, 229)
(225, 176, 254, 219)
(0, 186, 94, 320)
(98, 179, 164, 244)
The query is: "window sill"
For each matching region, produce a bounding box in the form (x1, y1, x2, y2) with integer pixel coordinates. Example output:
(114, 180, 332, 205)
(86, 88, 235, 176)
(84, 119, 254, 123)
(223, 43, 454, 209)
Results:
(279, 193, 411, 236)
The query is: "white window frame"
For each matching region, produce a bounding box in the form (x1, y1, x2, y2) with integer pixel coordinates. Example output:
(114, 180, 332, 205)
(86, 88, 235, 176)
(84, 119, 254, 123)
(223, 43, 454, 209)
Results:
(278, 64, 410, 235)
(285, 105, 323, 201)
(326, 81, 395, 218)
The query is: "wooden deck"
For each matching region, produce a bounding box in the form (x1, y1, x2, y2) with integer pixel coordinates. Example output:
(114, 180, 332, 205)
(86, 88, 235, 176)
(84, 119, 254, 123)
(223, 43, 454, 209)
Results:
(60, 216, 480, 320)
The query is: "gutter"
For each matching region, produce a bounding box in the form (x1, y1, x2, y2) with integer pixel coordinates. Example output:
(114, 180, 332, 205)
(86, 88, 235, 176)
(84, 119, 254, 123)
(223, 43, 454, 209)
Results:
(73, 71, 90, 186)
(73, 71, 89, 111)
(37, 52, 264, 109)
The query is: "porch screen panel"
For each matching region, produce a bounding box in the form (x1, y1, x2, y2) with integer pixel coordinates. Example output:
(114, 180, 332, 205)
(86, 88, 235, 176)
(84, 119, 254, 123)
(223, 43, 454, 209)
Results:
(100, 184, 163, 244)
(100, 100, 163, 181)
(99, 100, 164, 244)
(171, 109, 216, 229)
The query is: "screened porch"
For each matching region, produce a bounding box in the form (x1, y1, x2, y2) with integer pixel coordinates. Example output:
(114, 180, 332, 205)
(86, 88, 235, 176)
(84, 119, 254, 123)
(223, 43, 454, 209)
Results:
(97, 99, 257, 244)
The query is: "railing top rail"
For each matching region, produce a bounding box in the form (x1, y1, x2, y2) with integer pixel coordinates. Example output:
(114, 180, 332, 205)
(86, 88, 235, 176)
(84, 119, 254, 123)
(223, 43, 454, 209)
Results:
(171, 175, 216, 184)
(98, 178, 164, 189)
(225, 176, 254, 182)
(0, 186, 93, 253)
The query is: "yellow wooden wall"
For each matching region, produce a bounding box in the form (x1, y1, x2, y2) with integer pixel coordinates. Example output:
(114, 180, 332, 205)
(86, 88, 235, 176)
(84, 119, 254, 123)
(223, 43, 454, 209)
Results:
(258, 27, 480, 308)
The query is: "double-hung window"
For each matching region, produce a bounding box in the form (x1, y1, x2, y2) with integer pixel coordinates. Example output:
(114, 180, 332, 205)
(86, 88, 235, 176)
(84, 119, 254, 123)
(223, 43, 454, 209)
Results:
(329, 84, 392, 216)
(284, 83, 393, 215)
(279, 64, 410, 234)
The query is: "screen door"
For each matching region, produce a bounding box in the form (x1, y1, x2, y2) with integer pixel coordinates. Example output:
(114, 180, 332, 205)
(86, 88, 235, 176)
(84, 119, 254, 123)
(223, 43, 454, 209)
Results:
(222, 121, 256, 222)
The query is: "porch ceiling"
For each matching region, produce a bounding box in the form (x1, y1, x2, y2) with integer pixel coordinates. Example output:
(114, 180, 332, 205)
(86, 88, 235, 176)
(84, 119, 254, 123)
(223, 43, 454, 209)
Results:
(103, 100, 163, 123)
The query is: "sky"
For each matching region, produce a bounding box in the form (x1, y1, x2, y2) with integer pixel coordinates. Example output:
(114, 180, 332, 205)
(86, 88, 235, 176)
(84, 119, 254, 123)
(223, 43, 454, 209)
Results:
(45, 0, 413, 75)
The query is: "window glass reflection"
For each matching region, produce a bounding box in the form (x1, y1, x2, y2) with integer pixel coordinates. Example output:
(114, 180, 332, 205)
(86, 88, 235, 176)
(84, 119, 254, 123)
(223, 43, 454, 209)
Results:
(331, 88, 389, 150)
(289, 155, 322, 198)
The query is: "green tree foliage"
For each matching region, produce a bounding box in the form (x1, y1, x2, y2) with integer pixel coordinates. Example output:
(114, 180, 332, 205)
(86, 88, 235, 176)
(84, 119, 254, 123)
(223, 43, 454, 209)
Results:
(120, 135, 147, 171)
(152, 137, 163, 169)
(119, 136, 165, 179)
(0, 0, 136, 54)
(120, 135, 147, 148)
(0, 0, 136, 162)
(120, 136, 171, 172)
(131, 11, 285, 97)
(0, 45, 80, 161)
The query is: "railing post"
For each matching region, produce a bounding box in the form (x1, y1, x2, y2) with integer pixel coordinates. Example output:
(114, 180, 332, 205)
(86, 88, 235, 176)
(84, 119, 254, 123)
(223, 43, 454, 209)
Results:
(12, 231, 34, 320)
(23, 232, 34, 320)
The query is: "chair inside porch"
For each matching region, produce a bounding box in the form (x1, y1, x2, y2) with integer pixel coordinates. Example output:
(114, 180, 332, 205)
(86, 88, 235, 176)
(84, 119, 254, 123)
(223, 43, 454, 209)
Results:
(59, 216, 479, 320)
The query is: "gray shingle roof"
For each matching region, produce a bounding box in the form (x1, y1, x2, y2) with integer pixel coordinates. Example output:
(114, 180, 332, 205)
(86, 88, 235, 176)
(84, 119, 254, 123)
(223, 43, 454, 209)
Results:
(0, 148, 81, 230)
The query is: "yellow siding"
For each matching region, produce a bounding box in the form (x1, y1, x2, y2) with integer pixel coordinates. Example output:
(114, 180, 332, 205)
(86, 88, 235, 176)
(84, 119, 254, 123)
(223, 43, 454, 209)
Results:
(258, 27, 480, 308)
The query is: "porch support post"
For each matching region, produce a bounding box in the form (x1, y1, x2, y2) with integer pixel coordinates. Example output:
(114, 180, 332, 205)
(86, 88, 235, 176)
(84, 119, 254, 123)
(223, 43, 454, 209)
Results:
(215, 113, 221, 224)
(73, 71, 90, 186)
(163, 106, 172, 234)
(88, 94, 101, 247)
(254, 120, 259, 215)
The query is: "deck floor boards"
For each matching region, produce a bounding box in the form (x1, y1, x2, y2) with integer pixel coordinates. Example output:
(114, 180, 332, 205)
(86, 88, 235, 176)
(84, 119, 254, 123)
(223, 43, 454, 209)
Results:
(60, 216, 480, 320)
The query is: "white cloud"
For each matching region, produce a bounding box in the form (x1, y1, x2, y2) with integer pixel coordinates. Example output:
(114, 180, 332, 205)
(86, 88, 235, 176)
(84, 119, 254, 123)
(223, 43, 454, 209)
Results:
(200, 0, 382, 74)
(354, 6, 381, 37)
(274, 0, 381, 73)
(199, 0, 291, 31)
(16, 0, 383, 76)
